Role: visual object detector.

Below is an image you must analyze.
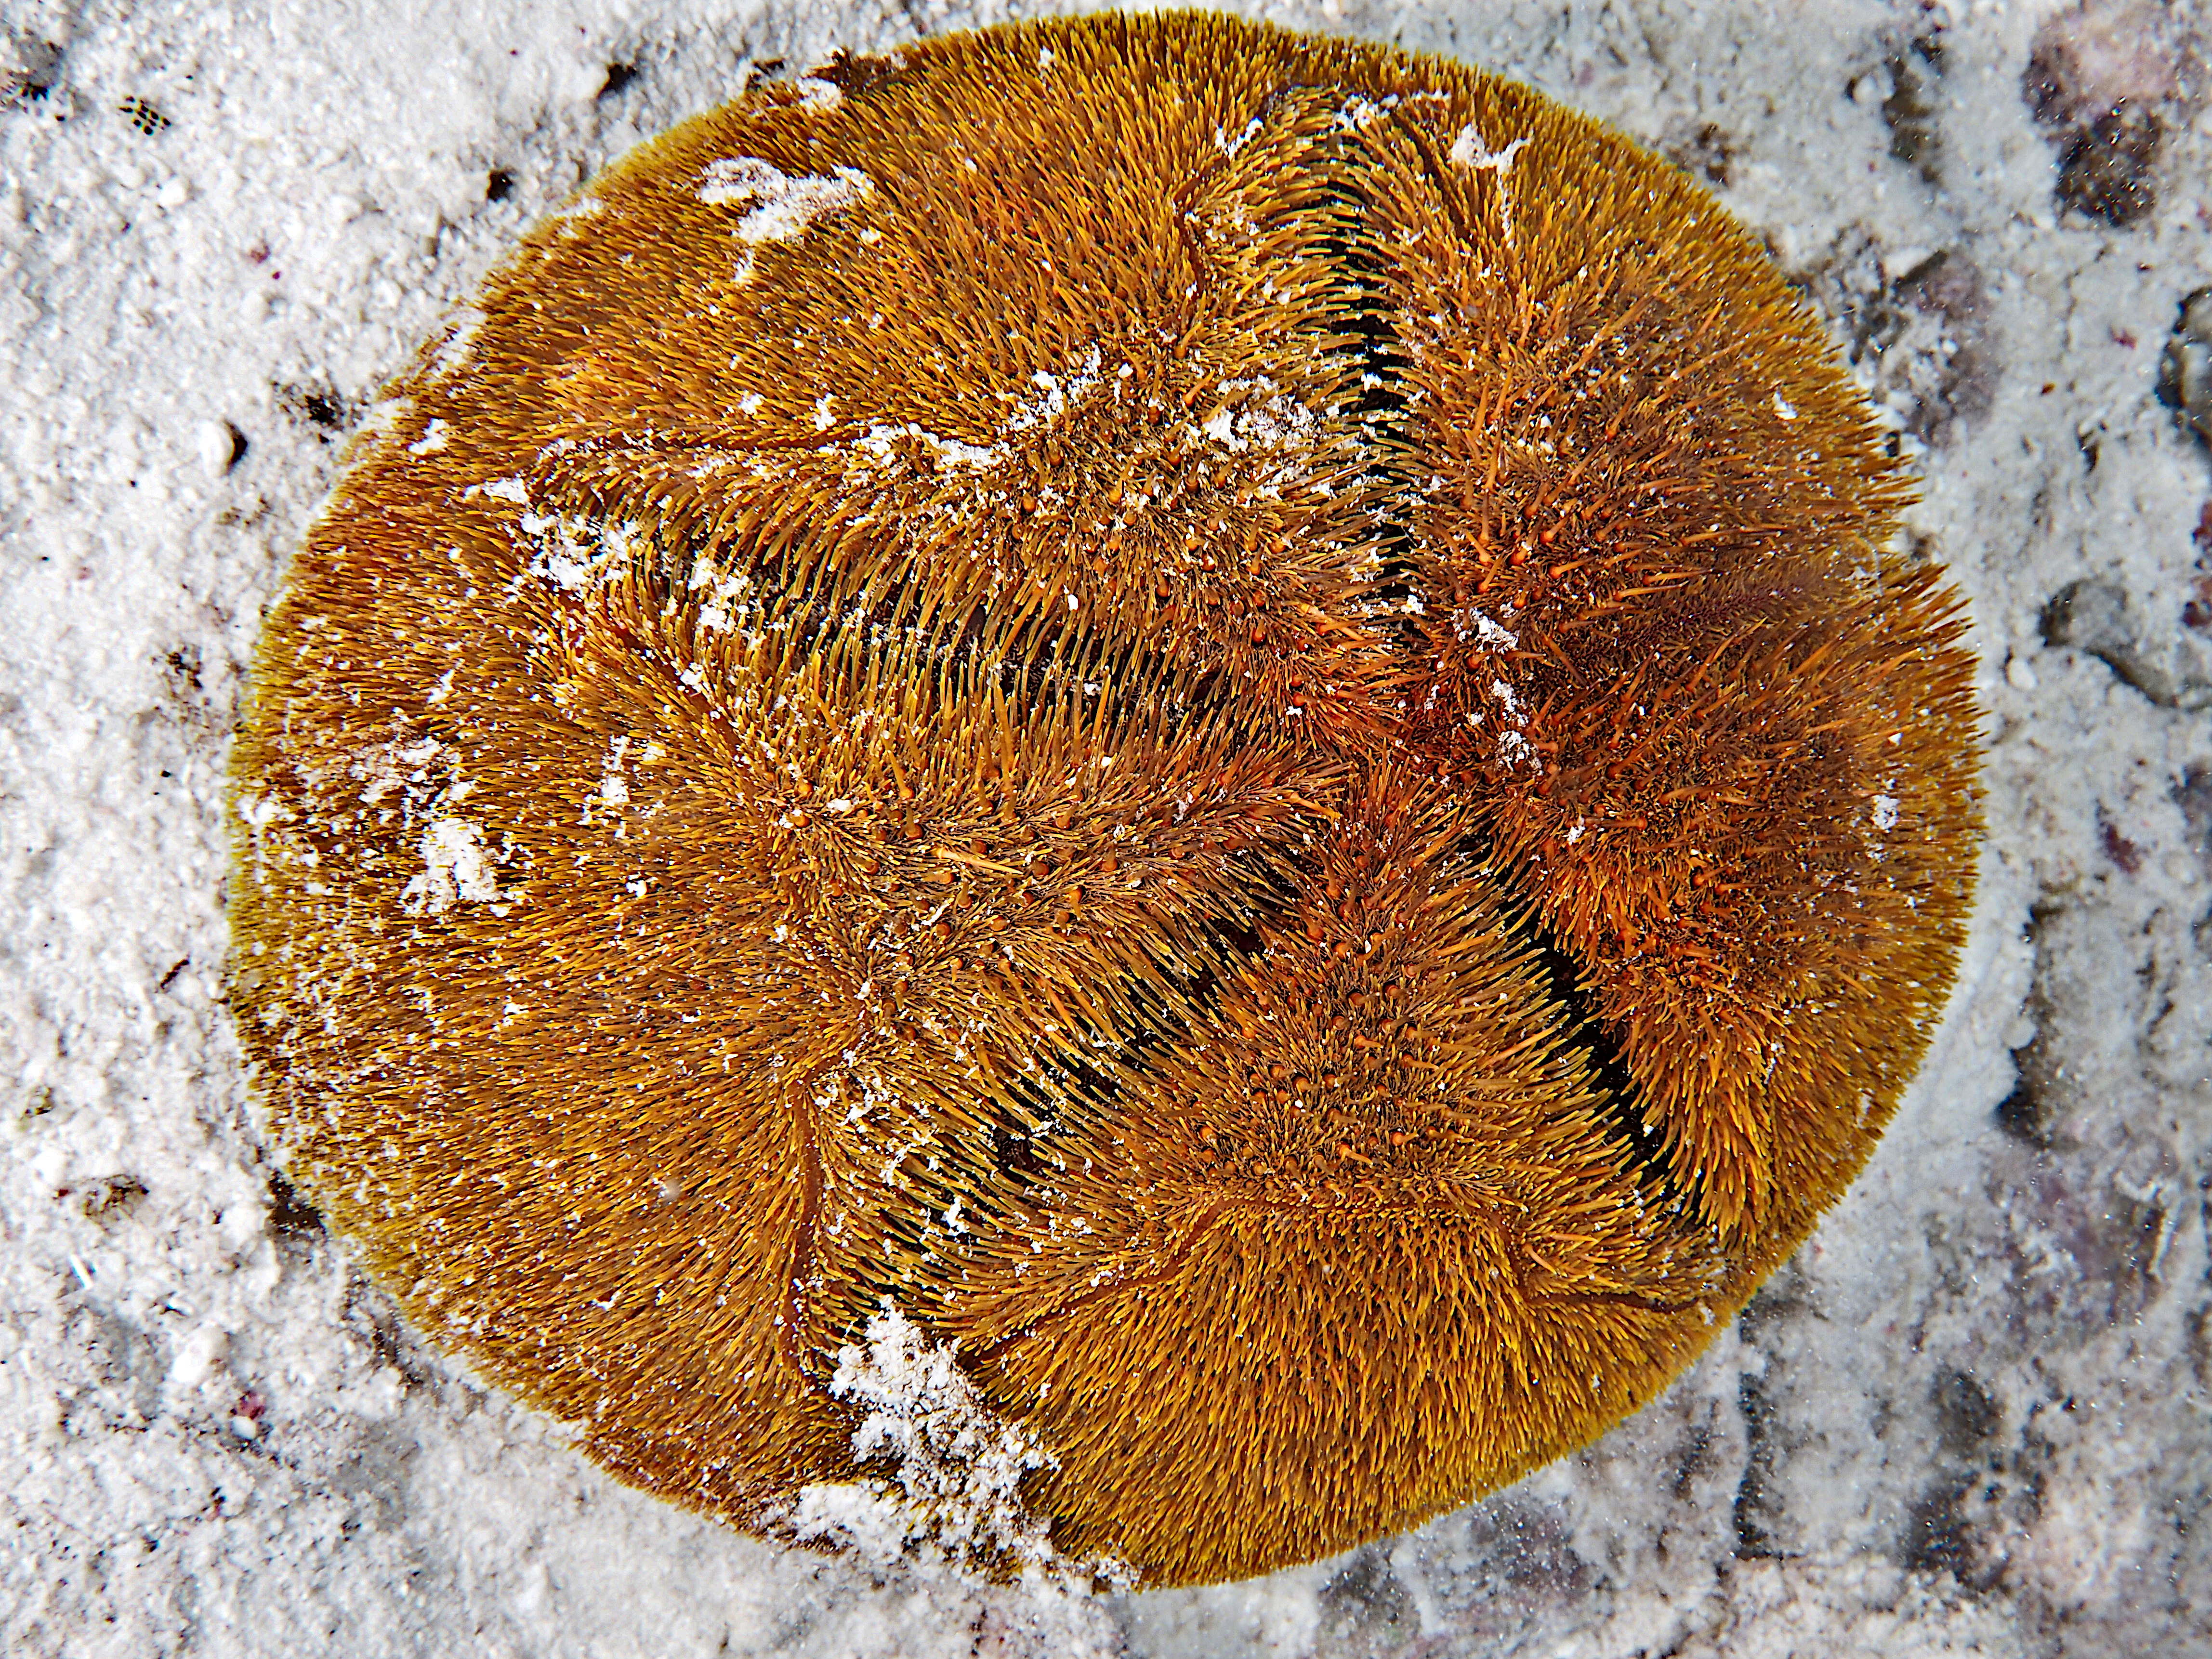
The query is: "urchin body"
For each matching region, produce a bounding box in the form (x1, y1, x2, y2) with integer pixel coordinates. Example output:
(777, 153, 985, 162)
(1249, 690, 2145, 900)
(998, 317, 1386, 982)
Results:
(230, 12, 1978, 1587)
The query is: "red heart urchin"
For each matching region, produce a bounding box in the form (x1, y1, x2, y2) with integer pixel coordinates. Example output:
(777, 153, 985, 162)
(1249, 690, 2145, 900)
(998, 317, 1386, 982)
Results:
(228, 10, 1979, 1588)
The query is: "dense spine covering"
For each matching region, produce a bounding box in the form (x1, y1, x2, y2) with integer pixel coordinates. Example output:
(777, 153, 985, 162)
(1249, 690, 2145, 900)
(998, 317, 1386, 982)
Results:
(228, 12, 1979, 1587)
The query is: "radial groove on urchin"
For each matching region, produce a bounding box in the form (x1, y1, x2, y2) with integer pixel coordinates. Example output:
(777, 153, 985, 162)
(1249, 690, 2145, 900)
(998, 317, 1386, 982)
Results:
(230, 9, 1979, 1590)
(1500, 862, 1688, 1217)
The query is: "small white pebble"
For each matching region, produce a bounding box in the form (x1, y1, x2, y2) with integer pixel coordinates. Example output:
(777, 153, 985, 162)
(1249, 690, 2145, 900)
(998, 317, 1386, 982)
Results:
(193, 420, 235, 478)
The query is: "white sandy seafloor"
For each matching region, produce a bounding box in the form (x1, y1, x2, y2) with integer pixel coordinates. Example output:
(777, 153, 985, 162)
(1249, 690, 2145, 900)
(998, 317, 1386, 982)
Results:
(2, 0, 2208, 1651)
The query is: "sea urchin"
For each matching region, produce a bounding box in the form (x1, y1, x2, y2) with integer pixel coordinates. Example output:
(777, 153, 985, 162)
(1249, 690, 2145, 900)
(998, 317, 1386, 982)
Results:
(229, 11, 1979, 1588)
